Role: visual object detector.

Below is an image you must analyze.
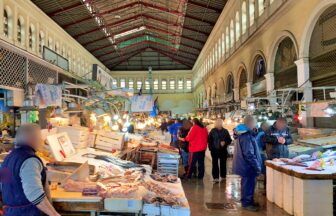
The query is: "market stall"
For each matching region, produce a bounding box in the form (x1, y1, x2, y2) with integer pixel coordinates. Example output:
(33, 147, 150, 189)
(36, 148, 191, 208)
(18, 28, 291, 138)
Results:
(266, 153, 336, 216)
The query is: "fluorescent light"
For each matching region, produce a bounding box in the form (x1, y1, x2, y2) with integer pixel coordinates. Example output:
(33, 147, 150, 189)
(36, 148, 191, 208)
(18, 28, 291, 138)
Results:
(114, 26, 146, 40)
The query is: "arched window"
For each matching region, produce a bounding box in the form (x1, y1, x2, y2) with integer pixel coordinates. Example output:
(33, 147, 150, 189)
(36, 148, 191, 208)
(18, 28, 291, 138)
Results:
(17, 19, 22, 44)
(242, 1, 247, 34)
(145, 79, 150, 90)
(230, 20, 234, 48)
(128, 79, 134, 89)
(226, 74, 234, 94)
(28, 25, 35, 51)
(161, 79, 167, 90)
(274, 37, 298, 89)
(39, 31, 44, 54)
(48, 38, 53, 49)
(235, 11, 240, 41)
(221, 33, 225, 56)
(225, 27, 229, 53)
(239, 69, 248, 99)
(253, 55, 266, 83)
(249, 0, 255, 26)
(258, 0, 265, 15)
(169, 79, 175, 90)
(4, 10, 9, 37)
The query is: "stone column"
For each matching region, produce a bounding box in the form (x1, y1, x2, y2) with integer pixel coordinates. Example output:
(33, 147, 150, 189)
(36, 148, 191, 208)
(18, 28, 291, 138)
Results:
(264, 73, 274, 93)
(295, 57, 313, 127)
(246, 82, 252, 97)
(233, 87, 240, 102)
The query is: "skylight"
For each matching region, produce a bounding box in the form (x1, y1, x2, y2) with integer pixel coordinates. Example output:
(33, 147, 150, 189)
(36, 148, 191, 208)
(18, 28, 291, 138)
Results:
(114, 26, 146, 40)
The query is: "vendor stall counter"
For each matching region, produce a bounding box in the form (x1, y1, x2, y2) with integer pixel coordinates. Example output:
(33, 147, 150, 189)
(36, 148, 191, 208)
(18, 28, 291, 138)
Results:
(266, 160, 335, 216)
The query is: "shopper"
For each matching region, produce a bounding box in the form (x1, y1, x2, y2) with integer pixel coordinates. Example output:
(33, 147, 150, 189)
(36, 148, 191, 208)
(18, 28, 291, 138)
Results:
(186, 118, 208, 179)
(208, 119, 232, 182)
(256, 122, 269, 175)
(265, 117, 293, 160)
(169, 119, 182, 148)
(1, 124, 60, 216)
(160, 119, 168, 135)
(232, 116, 261, 212)
(178, 119, 193, 177)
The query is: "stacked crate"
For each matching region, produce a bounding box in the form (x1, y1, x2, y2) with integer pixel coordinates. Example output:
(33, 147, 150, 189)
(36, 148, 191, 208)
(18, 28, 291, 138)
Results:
(57, 126, 89, 149)
(157, 153, 180, 176)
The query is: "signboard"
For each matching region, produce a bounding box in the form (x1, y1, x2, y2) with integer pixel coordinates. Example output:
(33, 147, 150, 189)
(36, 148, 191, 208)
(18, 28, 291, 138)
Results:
(131, 95, 154, 112)
(92, 64, 115, 90)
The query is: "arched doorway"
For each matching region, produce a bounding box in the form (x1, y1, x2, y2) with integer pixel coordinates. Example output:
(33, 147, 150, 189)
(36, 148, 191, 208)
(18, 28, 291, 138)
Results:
(239, 69, 248, 99)
(309, 4, 336, 128)
(252, 54, 267, 96)
(274, 37, 298, 89)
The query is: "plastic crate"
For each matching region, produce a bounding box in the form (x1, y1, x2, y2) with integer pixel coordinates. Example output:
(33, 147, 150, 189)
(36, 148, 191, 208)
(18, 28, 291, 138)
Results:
(157, 153, 180, 176)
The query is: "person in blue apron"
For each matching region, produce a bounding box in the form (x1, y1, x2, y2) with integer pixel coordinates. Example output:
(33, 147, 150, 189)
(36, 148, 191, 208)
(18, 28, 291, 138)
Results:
(0, 124, 60, 216)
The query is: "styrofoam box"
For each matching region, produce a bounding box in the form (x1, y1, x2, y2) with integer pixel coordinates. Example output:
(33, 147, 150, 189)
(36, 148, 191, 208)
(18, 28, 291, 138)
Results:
(273, 170, 283, 208)
(142, 203, 161, 216)
(57, 126, 90, 149)
(293, 178, 333, 216)
(266, 166, 274, 203)
(282, 173, 294, 215)
(160, 205, 190, 216)
(104, 198, 142, 213)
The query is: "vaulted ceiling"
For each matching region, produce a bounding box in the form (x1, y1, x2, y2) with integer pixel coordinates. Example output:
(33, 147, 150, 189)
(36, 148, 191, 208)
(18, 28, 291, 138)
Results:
(32, 0, 227, 71)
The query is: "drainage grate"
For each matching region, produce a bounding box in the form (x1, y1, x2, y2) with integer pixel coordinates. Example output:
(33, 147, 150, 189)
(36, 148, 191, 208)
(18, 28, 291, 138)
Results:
(205, 202, 236, 210)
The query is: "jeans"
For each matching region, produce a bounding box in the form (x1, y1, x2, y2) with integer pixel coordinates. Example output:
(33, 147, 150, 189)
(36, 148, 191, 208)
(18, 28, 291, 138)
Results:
(241, 175, 257, 207)
(180, 150, 189, 169)
(210, 148, 228, 179)
(187, 151, 205, 178)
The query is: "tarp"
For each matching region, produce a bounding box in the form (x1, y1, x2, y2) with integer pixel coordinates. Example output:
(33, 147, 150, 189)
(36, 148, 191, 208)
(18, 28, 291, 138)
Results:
(131, 95, 154, 112)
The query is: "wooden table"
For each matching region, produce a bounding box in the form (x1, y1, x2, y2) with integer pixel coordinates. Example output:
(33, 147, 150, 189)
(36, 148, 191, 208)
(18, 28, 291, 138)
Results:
(266, 161, 335, 216)
(51, 188, 103, 216)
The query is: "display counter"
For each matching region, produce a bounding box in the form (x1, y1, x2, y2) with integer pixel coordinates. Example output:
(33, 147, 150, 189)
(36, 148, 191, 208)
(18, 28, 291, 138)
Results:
(266, 160, 335, 216)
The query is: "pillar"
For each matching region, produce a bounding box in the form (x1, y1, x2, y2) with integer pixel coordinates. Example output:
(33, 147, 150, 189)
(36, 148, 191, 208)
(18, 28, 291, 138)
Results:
(246, 82, 252, 97)
(295, 57, 313, 127)
(233, 87, 240, 102)
(264, 73, 275, 94)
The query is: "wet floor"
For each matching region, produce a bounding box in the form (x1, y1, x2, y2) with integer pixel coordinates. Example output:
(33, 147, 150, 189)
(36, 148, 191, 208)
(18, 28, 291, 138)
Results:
(181, 158, 289, 216)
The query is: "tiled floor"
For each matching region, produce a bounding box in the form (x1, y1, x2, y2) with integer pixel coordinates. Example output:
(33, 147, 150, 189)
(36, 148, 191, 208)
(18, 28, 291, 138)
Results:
(182, 158, 290, 216)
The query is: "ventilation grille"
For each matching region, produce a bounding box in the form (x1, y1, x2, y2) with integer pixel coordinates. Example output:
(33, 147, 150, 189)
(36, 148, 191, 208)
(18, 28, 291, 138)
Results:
(28, 60, 58, 85)
(0, 46, 26, 89)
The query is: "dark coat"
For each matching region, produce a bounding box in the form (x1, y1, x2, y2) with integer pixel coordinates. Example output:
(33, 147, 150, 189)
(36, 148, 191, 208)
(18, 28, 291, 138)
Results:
(208, 128, 232, 151)
(264, 124, 293, 160)
(178, 128, 190, 152)
(232, 124, 262, 177)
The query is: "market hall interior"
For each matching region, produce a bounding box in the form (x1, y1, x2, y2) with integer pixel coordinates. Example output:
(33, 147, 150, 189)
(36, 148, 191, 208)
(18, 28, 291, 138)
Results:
(0, 0, 336, 216)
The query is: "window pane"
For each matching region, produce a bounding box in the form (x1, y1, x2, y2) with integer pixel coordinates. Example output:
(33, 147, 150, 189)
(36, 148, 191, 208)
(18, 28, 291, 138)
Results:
(258, 0, 265, 15)
(145, 80, 150, 90)
(242, 1, 247, 34)
(137, 80, 142, 90)
(186, 79, 192, 90)
(178, 79, 183, 90)
(169, 79, 175, 90)
(112, 79, 117, 87)
(250, 0, 255, 26)
(120, 79, 126, 88)
(128, 79, 134, 89)
(154, 79, 159, 90)
(161, 79, 167, 90)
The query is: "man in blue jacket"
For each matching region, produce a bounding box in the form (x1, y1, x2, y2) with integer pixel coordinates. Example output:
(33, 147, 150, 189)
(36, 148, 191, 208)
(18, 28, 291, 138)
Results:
(265, 117, 293, 160)
(169, 119, 182, 148)
(232, 116, 261, 212)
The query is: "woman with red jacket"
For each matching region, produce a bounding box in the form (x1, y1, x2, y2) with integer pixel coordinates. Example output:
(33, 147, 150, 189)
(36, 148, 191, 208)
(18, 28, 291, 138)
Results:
(185, 118, 208, 179)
